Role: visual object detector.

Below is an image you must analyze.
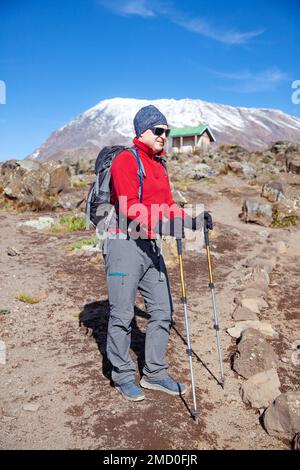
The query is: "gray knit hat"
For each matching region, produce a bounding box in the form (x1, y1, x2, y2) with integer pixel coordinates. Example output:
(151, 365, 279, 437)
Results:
(133, 105, 168, 136)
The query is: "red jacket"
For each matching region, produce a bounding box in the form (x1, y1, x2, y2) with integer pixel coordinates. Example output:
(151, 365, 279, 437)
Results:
(110, 138, 187, 239)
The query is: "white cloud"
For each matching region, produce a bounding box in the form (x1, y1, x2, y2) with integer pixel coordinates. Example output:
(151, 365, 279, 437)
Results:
(98, 0, 156, 18)
(98, 1, 265, 45)
(175, 18, 265, 45)
(213, 68, 289, 93)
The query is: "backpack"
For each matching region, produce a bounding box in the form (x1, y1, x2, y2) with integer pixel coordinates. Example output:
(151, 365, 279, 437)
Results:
(85, 146, 145, 234)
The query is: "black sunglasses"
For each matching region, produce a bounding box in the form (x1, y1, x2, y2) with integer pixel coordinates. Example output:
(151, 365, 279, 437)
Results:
(150, 127, 170, 138)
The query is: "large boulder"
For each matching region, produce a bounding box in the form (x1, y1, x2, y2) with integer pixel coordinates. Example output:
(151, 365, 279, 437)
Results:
(75, 158, 95, 175)
(42, 161, 71, 195)
(228, 161, 256, 179)
(241, 198, 273, 227)
(54, 190, 86, 210)
(240, 368, 281, 409)
(232, 328, 278, 379)
(263, 392, 300, 438)
(0, 159, 71, 209)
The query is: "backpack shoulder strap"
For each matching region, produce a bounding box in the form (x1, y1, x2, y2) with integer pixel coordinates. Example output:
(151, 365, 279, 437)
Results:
(155, 155, 168, 176)
(126, 147, 146, 177)
(125, 147, 145, 203)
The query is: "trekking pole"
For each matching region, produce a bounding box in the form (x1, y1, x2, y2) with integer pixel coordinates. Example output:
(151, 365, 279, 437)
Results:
(176, 238, 198, 422)
(204, 221, 225, 388)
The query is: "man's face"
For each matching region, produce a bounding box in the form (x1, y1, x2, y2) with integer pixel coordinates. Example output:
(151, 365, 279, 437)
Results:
(139, 124, 168, 153)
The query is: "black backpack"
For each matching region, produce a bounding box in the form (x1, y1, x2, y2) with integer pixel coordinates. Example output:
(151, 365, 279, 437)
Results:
(85, 146, 145, 233)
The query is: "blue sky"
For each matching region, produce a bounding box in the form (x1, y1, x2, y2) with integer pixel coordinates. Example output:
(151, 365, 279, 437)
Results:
(0, 0, 299, 161)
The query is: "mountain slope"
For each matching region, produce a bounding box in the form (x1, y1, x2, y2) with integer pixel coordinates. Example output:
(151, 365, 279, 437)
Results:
(27, 97, 300, 161)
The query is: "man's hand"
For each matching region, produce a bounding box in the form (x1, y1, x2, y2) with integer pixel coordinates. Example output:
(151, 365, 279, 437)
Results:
(203, 211, 213, 230)
(154, 212, 213, 238)
(184, 211, 213, 231)
(154, 217, 185, 239)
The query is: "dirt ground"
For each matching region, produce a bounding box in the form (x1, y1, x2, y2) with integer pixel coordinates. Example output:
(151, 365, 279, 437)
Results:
(0, 174, 299, 450)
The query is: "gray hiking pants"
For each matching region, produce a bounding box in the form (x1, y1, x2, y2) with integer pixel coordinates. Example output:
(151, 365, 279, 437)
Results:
(103, 236, 173, 385)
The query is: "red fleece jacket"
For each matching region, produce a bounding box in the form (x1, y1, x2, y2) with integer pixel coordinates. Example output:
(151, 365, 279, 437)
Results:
(110, 138, 187, 239)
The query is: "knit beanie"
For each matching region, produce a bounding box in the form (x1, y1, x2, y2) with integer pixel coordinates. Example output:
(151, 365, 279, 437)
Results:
(133, 105, 168, 136)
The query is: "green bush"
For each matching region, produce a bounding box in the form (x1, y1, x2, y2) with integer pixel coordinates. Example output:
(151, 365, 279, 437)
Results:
(69, 238, 96, 250)
(72, 180, 88, 189)
(51, 214, 86, 233)
(16, 292, 44, 304)
(271, 210, 299, 228)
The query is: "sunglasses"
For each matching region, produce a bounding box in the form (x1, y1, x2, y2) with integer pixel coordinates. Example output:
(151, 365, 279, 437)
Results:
(150, 127, 171, 138)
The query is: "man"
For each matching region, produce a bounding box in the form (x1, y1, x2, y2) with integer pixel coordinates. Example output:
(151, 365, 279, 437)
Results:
(103, 105, 212, 401)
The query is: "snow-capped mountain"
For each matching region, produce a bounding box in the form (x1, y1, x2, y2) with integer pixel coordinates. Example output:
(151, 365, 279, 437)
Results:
(27, 97, 300, 161)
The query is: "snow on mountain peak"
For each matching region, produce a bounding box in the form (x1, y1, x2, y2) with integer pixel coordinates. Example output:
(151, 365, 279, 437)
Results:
(27, 97, 300, 161)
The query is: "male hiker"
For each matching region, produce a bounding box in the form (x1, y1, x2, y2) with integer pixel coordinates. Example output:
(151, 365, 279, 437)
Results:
(103, 105, 212, 401)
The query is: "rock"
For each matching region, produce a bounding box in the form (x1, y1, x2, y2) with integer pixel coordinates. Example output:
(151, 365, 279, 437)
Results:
(263, 392, 300, 438)
(7, 246, 21, 256)
(1, 159, 19, 173)
(0, 159, 71, 209)
(0, 308, 11, 315)
(18, 160, 41, 172)
(246, 267, 270, 293)
(228, 161, 256, 179)
(241, 198, 273, 227)
(240, 368, 281, 409)
(231, 228, 241, 237)
(234, 287, 268, 303)
(243, 297, 268, 310)
(4, 187, 14, 198)
(292, 341, 300, 366)
(261, 182, 284, 203)
(287, 159, 300, 174)
(275, 241, 287, 254)
(233, 328, 278, 379)
(0, 340, 6, 365)
(23, 403, 40, 412)
(54, 191, 86, 210)
(243, 257, 276, 274)
(18, 217, 55, 230)
(280, 357, 289, 364)
(192, 163, 215, 180)
(41, 161, 71, 195)
(272, 200, 299, 227)
(238, 297, 267, 313)
(81, 245, 100, 253)
(227, 321, 278, 339)
(232, 306, 259, 321)
(75, 158, 95, 175)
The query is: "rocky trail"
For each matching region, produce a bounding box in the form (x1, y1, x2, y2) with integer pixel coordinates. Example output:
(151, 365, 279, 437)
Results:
(1, 174, 299, 450)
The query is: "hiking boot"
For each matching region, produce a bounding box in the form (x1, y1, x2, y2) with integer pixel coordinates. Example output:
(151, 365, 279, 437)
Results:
(115, 381, 145, 402)
(140, 375, 186, 396)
